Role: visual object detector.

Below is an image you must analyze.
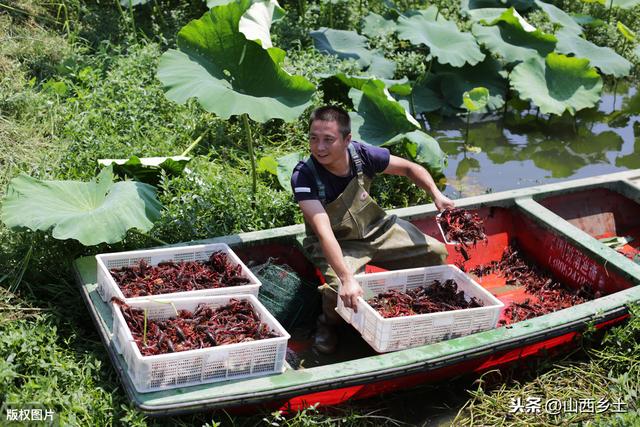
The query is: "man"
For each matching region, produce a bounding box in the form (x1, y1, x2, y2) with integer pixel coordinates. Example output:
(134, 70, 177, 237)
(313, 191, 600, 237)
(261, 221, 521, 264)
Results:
(291, 105, 455, 354)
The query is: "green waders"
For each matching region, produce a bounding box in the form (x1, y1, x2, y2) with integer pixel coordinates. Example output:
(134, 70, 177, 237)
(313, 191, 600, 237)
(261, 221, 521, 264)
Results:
(302, 144, 449, 325)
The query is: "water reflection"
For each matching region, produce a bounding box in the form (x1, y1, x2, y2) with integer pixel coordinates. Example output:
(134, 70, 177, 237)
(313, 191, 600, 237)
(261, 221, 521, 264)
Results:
(432, 83, 639, 197)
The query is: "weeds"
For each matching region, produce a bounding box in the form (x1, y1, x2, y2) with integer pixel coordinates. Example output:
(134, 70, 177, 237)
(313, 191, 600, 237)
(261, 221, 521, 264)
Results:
(453, 306, 640, 426)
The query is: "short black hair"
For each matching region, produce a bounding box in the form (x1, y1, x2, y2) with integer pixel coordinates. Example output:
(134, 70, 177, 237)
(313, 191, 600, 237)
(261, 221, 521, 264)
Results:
(309, 105, 351, 138)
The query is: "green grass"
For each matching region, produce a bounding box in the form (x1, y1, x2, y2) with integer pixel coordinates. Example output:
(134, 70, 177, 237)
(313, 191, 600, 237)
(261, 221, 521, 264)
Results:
(453, 306, 640, 426)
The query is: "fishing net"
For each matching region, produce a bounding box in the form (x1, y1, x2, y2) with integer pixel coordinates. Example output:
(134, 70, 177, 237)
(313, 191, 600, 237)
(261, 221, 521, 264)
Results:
(251, 259, 320, 331)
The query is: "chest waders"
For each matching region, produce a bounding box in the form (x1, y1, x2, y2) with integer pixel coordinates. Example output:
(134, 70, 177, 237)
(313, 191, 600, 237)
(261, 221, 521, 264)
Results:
(302, 144, 448, 324)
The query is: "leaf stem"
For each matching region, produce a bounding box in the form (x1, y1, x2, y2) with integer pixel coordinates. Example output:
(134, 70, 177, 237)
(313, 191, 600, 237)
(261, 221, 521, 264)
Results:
(465, 113, 470, 144)
(0, 2, 61, 24)
(128, 0, 137, 42)
(9, 244, 32, 293)
(180, 130, 207, 157)
(241, 113, 257, 207)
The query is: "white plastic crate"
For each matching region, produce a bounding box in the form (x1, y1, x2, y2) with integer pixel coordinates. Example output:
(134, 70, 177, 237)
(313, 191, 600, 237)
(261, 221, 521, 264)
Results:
(336, 265, 504, 353)
(111, 294, 290, 393)
(96, 243, 261, 303)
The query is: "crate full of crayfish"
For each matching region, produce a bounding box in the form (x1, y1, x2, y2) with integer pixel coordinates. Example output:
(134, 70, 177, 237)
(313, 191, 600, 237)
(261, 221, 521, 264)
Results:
(111, 294, 290, 392)
(96, 243, 261, 303)
(336, 265, 504, 353)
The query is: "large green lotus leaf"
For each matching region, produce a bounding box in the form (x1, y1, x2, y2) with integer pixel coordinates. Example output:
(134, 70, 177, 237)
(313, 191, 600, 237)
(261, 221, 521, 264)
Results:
(97, 156, 190, 186)
(310, 27, 371, 68)
(616, 21, 636, 43)
(348, 79, 420, 145)
(472, 8, 557, 63)
(611, 0, 640, 8)
(411, 74, 450, 114)
(238, 0, 284, 48)
(534, 0, 582, 34)
(465, 8, 507, 22)
(276, 152, 306, 193)
(555, 28, 631, 77)
(207, 0, 234, 6)
(362, 12, 397, 38)
(461, 0, 535, 12)
(328, 73, 412, 96)
(157, 1, 314, 123)
(310, 28, 395, 78)
(397, 9, 485, 67)
(1, 167, 161, 246)
(572, 14, 605, 27)
(367, 55, 397, 79)
(510, 53, 602, 116)
(385, 130, 446, 177)
(121, 0, 150, 6)
(434, 57, 507, 111)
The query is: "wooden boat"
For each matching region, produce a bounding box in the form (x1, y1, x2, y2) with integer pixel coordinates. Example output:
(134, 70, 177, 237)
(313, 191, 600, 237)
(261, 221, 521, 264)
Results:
(73, 170, 640, 416)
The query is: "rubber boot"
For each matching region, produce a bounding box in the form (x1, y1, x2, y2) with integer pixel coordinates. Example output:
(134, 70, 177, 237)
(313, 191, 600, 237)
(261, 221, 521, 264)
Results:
(313, 287, 341, 354)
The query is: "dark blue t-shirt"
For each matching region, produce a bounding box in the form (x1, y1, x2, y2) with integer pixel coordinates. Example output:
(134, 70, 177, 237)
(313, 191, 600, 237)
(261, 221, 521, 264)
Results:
(290, 141, 390, 203)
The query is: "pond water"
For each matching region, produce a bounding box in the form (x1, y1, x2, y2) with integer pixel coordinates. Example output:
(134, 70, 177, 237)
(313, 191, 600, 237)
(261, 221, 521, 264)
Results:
(434, 83, 640, 198)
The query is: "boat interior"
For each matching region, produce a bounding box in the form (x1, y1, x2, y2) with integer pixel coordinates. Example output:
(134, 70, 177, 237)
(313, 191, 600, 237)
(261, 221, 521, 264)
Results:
(235, 201, 636, 369)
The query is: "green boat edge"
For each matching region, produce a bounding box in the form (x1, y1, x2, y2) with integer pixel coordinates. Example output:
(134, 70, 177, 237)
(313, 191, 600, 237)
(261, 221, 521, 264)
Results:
(72, 169, 640, 415)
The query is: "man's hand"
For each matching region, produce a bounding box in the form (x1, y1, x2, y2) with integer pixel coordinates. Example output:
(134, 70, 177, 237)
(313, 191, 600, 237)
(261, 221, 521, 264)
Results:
(433, 192, 455, 211)
(339, 275, 363, 312)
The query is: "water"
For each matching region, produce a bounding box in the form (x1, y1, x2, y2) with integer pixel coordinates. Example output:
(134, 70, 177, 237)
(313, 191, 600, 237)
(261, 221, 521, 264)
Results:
(433, 83, 640, 198)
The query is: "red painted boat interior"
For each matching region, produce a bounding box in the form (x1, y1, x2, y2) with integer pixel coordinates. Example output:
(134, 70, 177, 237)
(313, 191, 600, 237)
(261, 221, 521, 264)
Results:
(234, 206, 633, 370)
(225, 205, 638, 412)
(540, 188, 640, 262)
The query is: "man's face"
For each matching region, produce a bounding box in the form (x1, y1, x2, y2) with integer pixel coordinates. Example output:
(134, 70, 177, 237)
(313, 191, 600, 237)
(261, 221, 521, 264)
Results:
(309, 120, 351, 167)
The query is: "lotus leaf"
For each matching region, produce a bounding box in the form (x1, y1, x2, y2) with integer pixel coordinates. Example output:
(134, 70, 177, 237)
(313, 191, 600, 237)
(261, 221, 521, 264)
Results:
(412, 74, 449, 114)
(555, 28, 631, 77)
(120, 0, 150, 6)
(310, 28, 395, 78)
(386, 130, 446, 177)
(510, 53, 602, 116)
(463, 87, 490, 112)
(328, 73, 412, 96)
(472, 8, 557, 64)
(461, 0, 535, 12)
(362, 12, 397, 38)
(276, 152, 306, 193)
(97, 156, 190, 186)
(397, 8, 485, 67)
(611, 0, 640, 8)
(616, 21, 636, 42)
(348, 79, 420, 145)
(534, 0, 582, 34)
(571, 14, 605, 27)
(257, 155, 278, 175)
(1, 167, 161, 246)
(157, 0, 314, 123)
(207, 0, 234, 7)
(464, 8, 507, 22)
(577, 0, 605, 4)
(434, 57, 507, 112)
(238, 0, 285, 48)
